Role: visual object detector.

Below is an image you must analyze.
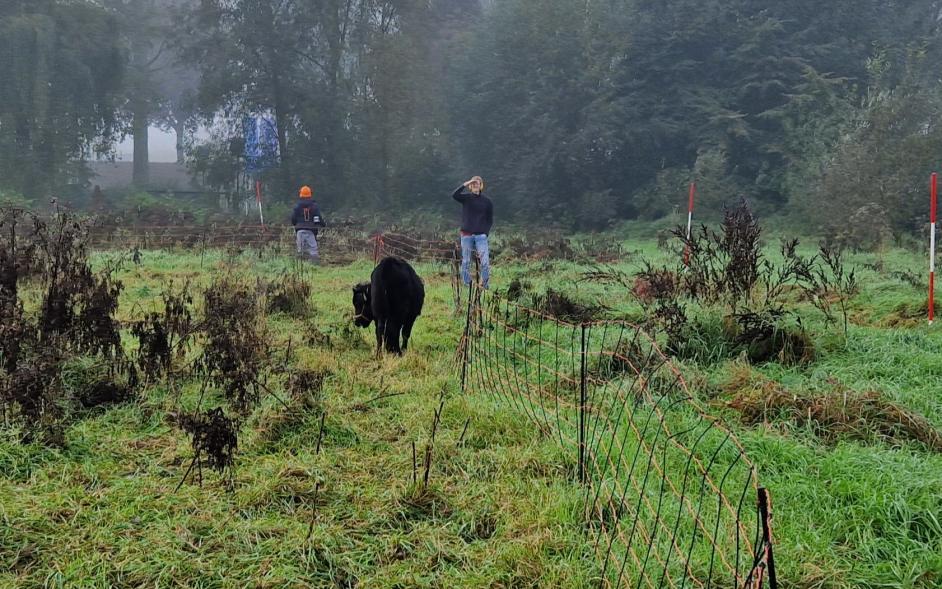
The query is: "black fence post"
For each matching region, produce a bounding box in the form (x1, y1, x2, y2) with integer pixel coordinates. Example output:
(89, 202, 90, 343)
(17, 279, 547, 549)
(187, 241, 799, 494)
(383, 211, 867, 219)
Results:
(460, 283, 475, 394)
(758, 487, 778, 589)
(452, 244, 462, 314)
(579, 323, 587, 484)
(199, 228, 207, 268)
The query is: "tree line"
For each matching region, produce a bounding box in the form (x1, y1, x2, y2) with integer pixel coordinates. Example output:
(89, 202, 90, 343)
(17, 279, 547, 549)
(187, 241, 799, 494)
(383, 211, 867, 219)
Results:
(1, 0, 941, 234)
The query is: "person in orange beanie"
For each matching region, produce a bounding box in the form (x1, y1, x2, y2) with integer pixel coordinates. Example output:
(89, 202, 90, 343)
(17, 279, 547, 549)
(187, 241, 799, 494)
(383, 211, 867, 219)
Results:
(291, 185, 326, 263)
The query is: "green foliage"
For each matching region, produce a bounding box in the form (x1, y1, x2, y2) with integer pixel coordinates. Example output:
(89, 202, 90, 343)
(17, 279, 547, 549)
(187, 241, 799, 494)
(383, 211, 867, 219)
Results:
(810, 54, 942, 239)
(1, 235, 941, 586)
(0, 190, 34, 210)
(0, 0, 124, 198)
(2, 0, 942, 235)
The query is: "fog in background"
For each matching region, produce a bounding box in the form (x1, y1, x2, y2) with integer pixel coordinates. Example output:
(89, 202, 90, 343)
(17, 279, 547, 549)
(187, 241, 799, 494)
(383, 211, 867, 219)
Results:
(1, 0, 941, 236)
(113, 128, 180, 163)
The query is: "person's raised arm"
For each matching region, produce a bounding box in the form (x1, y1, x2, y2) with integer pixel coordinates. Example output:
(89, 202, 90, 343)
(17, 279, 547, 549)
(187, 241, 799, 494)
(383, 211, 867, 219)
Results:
(452, 181, 470, 203)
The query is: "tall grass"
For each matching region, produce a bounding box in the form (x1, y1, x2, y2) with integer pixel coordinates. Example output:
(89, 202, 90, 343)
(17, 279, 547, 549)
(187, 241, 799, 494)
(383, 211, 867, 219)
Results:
(0, 239, 940, 588)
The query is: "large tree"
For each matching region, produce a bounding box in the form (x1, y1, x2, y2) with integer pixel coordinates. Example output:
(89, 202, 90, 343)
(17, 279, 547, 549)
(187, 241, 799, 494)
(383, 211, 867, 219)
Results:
(103, 0, 199, 184)
(0, 0, 125, 199)
(171, 0, 942, 232)
(180, 0, 476, 208)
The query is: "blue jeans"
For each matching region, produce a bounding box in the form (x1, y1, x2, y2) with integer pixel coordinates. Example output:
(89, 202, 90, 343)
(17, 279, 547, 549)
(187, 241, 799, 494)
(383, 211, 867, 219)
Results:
(460, 234, 490, 289)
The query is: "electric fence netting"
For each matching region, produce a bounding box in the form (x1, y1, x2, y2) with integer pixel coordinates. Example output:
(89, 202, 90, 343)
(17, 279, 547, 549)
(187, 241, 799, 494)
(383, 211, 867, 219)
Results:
(85, 224, 374, 256)
(371, 232, 463, 311)
(459, 286, 777, 589)
(84, 223, 466, 308)
(85, 225, 459, 269)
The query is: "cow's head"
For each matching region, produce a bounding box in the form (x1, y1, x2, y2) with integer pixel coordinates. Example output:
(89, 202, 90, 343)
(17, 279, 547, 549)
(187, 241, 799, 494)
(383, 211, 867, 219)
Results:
(352, 283, 373, 328)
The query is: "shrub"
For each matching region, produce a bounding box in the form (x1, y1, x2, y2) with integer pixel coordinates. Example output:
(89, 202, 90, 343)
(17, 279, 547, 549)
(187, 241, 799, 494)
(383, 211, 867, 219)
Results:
(131, 282, 195, 382)
(0, 209, 133, 444)
(175, 407, 240, 488)
(197, 278, 270, 413)
(266, 272, 313, 317)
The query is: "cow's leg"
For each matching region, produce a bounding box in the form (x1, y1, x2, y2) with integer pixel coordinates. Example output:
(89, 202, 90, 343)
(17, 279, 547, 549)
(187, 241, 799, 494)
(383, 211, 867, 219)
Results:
(384, 319, 403, 355)
(401, 317, 415, 352)
(374, 320, 385, 357)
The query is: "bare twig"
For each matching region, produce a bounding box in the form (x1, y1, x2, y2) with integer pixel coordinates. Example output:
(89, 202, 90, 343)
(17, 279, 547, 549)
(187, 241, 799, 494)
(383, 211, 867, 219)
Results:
(422, 392, 447, 490)
(305, 410, 329, 545)
(315, 411, 327, 455)
(358, 389, 404, 408)
(458, 417, 471, 445)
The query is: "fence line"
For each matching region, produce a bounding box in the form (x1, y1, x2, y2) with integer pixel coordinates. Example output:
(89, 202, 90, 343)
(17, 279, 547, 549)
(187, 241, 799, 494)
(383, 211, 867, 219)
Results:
(370, 232, 463, 310)
(86, 225, 459, 262)
(460, 287, 777, 589)
(86, 224, 365, 254)
(86, 224, 466, 307)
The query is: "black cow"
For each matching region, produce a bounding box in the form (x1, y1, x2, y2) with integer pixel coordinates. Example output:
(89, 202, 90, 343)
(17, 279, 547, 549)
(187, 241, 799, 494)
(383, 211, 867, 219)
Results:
(352, 257, 425, 355)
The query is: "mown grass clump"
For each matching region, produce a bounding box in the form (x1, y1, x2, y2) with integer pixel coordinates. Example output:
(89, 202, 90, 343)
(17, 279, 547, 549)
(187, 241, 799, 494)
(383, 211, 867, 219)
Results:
(722, 365, 942, 452)
(880, 300, 933, 328)
(532, 288, 606, 323)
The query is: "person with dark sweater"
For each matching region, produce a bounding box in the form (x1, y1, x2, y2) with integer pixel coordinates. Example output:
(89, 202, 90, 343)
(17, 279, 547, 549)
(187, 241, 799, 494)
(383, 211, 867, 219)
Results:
(291, 185, 326, 263)
(452, 175, 493, 289)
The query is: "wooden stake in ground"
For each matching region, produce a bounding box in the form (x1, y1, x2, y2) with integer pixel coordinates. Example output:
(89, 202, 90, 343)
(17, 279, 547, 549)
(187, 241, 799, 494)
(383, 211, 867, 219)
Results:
(684, 182, 696, 266)
(931, 173, 937, 325)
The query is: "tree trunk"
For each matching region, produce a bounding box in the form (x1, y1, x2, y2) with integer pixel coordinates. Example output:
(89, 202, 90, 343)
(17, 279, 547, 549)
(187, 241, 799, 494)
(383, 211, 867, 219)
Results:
(320, 0, 357, 202)
(380, 104, 390, 207)
(132, 102, 150, 187)
(270, 70, 292, 200)
(174, 117, 186, 164)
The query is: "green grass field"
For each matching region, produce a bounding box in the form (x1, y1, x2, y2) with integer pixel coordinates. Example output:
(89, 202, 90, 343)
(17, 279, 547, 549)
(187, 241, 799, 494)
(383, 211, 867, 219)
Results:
(1, 236, 941, 588)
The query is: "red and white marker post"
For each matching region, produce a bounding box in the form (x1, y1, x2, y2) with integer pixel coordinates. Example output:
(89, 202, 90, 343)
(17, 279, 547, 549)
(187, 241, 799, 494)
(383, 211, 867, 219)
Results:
(255, 180, 265, 226)
(684, 182, 696, 266)
(930, 173, 937, 325)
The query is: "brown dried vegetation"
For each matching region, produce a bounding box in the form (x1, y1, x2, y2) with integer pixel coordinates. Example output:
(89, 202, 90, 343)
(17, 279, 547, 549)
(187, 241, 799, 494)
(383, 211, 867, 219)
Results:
(722, 366, 942, 452)
(0, 208, 134, 444)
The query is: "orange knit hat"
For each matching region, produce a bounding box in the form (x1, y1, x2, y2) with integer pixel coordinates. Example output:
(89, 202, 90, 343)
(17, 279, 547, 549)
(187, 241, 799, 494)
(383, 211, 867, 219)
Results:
(299, 185, 313, 198)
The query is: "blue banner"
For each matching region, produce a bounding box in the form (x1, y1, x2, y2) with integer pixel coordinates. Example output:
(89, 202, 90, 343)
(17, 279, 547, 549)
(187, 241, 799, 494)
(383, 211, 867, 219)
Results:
(243, 115, 280, 175)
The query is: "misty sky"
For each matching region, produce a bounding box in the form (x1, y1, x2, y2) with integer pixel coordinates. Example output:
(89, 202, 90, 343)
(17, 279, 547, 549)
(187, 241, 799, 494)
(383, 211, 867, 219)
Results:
(113, 128, 178, 163)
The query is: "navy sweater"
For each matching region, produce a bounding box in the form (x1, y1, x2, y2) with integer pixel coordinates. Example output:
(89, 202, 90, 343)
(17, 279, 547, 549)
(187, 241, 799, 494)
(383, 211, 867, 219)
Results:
(291, 199, 326, 233)
(452, 186, 493, 235)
